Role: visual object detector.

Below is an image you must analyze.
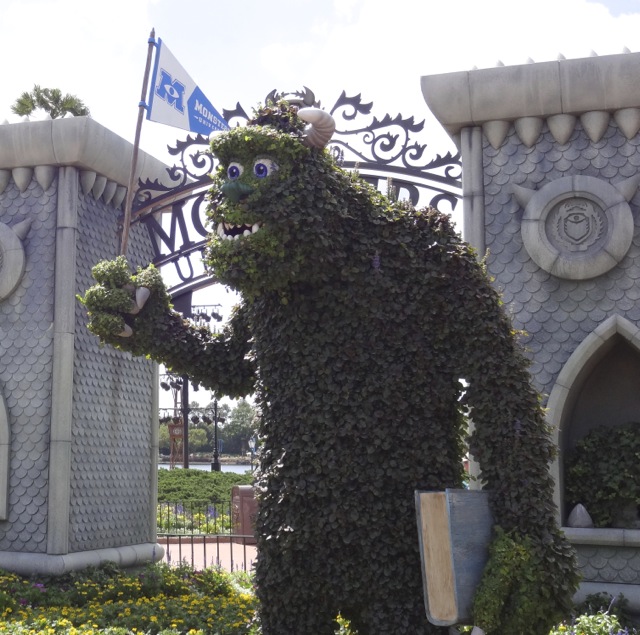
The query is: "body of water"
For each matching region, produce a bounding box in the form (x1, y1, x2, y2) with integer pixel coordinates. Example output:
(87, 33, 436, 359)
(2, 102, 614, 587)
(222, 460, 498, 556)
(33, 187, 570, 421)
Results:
(158, 462, 252, 474)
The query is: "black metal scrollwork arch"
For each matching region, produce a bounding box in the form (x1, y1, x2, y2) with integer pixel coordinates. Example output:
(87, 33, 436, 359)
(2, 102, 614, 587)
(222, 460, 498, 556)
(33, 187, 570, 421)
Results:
(132, 88, 462, 298)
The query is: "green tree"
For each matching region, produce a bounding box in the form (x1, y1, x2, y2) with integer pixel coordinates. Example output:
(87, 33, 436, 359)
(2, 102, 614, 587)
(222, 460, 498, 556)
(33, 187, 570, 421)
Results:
(158, 422, 170, 455)
(221, 399, 256, 455)
(11, 84, 90, 119)
(189, 428, 209, 453)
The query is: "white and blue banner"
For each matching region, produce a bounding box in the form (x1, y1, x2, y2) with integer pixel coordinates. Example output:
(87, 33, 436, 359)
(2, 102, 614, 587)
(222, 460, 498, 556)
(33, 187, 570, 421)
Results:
(147, 38, 229, 135)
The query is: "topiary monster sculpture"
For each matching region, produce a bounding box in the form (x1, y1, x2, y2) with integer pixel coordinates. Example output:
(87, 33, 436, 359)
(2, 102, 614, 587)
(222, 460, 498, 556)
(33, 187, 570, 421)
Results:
(80, 102, 578, 635)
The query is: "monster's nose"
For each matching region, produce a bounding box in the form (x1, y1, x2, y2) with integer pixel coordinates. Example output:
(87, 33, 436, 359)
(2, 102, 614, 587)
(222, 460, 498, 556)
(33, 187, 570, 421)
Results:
(221, 181, 254, 203)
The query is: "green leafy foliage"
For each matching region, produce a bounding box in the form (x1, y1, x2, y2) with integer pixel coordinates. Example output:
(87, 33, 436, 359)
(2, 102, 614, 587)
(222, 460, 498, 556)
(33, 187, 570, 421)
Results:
(11, 84, 90, 119)
(221, 399, 258, 454)
(548, 612, 633, 635)
(80, 103, 578, 635)
(565, 422, 640, 527)
(157, 468, 252, 503)
(473, 527, 532, 633)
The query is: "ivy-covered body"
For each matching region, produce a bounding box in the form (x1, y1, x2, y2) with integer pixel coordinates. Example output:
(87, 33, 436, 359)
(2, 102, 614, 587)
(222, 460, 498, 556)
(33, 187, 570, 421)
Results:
(81, 104, 578, 634)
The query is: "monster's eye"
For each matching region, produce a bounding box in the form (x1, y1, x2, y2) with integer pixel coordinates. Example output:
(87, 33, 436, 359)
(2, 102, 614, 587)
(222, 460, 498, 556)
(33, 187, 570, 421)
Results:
(227, 162, 244, 180)
(253, 159, 278, 179)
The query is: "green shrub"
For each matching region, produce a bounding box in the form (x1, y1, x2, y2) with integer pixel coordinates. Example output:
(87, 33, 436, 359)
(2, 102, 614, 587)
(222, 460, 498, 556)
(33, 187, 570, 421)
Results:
(548, 611, 632, 634)
(157, 468, 252, 503)
(565, 422, 640, 527)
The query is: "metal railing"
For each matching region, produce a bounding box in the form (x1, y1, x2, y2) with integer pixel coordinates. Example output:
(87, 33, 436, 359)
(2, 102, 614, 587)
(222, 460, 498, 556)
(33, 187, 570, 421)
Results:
(157, 500, 257, 572)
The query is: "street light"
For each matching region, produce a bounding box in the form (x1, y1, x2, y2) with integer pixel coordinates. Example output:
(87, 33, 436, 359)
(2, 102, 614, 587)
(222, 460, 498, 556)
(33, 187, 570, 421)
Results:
(248, 436, 257, 472)
(211, 400, 224, 472)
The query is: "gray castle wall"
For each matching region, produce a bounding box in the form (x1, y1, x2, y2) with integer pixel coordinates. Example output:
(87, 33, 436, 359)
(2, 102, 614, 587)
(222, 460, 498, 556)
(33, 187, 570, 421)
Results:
(0, 176, 56, 553)
(483, 122, 640, 401)
(0, 117, 172, 573)
(70, 182, 156, 553)
(422, 51, 640, 609)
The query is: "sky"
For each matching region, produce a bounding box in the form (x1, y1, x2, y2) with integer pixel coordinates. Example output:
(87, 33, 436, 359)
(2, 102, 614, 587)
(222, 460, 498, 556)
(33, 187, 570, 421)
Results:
(4, 0, 640, 163)
(4, 0, 640, 404)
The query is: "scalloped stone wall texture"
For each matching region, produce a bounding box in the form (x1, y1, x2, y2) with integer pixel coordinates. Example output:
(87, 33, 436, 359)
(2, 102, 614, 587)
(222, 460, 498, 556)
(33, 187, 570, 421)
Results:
(0, 177, 56, 553)
(575, 545, 640, 584)
(0, 168, 157, 555)
(483, 121, 640, 401)
(70, 190, 156, 553)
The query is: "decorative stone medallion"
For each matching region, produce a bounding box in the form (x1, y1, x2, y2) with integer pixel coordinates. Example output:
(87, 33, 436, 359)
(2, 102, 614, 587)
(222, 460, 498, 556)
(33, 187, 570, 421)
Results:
(0, 219, 31, 301)
(514, 176, 637, 280)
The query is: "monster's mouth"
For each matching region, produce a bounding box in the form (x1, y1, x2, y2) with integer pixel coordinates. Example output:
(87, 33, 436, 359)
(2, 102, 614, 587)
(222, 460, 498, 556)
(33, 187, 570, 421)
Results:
(216, 222, 262, 241)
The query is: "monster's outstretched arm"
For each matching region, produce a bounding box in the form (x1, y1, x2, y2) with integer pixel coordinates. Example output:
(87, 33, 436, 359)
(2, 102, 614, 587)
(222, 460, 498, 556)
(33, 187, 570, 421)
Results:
(79, 257, 255, 398)
(448, 250, 578, 635)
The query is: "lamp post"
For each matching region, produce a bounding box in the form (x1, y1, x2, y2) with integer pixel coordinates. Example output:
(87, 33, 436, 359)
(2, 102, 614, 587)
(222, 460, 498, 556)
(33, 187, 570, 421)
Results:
(248, 436, 256, 472)
(211, 400, 224, 472)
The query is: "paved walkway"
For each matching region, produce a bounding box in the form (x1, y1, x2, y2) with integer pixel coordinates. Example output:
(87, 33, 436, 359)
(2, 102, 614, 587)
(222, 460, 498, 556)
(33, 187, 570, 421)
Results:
(158, 535, 257, 572)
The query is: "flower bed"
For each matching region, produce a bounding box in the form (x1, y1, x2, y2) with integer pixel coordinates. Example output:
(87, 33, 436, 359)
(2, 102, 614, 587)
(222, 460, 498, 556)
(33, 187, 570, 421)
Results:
(0, 562, 257, 635)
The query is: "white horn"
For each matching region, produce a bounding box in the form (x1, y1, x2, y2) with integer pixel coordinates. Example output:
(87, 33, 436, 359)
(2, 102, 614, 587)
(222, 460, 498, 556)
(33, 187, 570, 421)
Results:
(297, 107, 335, 148)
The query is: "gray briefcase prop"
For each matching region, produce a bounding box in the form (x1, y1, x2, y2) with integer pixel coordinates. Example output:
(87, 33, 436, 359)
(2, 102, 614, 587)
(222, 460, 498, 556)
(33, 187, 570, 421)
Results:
(415, 489, 493, 626)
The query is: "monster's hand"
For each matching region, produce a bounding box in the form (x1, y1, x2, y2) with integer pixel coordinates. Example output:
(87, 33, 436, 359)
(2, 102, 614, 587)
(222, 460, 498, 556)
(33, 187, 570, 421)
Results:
(78, 256, 172, 353)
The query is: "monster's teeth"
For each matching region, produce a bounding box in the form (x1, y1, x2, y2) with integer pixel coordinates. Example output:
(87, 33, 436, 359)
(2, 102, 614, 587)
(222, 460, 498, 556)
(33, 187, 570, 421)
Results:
(252, 223, 260, 233)
(243, 229, 251, 236)
(217, 224, 225, 237)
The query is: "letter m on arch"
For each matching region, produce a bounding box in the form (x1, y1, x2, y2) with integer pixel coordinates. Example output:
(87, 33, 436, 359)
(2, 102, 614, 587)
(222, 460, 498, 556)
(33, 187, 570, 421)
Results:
(142, 203, 194, 262)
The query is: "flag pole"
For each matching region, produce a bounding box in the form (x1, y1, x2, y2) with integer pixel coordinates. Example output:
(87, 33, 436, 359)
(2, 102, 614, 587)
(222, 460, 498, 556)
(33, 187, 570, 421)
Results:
(120, 28, 156, 256)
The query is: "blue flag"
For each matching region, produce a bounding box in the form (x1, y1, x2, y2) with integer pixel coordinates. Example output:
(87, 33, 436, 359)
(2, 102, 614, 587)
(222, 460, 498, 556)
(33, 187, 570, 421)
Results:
(147, 38, 229, 135)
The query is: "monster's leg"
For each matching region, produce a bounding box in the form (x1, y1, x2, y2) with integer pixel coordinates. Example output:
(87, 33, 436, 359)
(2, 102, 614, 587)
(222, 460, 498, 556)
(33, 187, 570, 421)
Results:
(255, 542, 338, 635)
(342, 534, 446, 635)
(347, 585, 445, 635)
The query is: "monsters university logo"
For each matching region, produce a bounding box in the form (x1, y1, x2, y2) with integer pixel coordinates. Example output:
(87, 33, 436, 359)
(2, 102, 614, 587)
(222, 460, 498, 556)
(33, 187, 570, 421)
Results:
(155, 69, 186, 114)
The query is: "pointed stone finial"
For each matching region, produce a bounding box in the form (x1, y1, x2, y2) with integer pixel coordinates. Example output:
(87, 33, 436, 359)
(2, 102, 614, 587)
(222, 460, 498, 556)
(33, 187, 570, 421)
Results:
(548, 114, 577, 145)
(589, 50, 598, 56)
(495, 60, 505, 67)
(526, 57, 535, 64)
(567, 504, 593, 528)
(80, 170, 97, 195)
(623, 46, 631, 53)
(515, 116, 543, 147)
(12, 167, 33, 192)
(557, 53, 566, 60)
(580, 111, 610, 142)
(483, 120, 510, 149)
(614, 107, 640, 139)
(34, 165, 56, 192)
(614, 174, 640, 202)
(512, 183, 536, 208)
(13, 218, 32, 241)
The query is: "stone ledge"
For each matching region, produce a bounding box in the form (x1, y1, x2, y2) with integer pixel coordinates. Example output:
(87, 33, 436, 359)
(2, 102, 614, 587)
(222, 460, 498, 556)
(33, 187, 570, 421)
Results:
(0, 117, 170, 188)
(0, 542, 164, 576)
(564, 526, 640, 547)
(421, 52, 640, 138)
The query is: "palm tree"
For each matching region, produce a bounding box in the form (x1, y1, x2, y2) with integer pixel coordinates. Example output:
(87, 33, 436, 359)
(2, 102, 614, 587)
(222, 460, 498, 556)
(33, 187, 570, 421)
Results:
(11, 85, 90, 119)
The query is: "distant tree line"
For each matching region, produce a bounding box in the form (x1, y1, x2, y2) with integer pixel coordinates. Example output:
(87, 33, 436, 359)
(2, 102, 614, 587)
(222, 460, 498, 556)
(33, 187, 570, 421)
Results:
(159, 398, 258, 456)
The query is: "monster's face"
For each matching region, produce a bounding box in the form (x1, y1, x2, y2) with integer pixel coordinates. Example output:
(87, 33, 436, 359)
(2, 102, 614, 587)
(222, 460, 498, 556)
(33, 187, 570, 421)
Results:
(205, 109, 338, 298)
